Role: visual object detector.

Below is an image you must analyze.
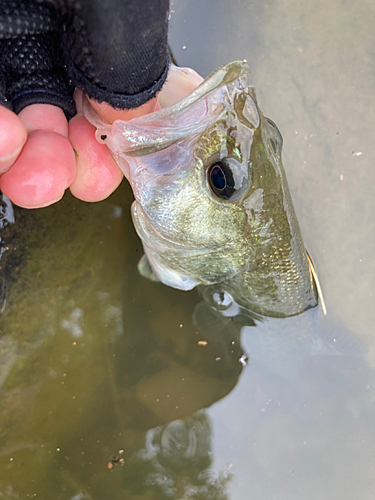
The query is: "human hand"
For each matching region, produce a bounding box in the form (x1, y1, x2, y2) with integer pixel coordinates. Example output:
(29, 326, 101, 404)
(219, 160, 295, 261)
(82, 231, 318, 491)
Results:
(0, 95, 160, 208)
(0, 0, 170, 208)
(0, 62, 205, 209)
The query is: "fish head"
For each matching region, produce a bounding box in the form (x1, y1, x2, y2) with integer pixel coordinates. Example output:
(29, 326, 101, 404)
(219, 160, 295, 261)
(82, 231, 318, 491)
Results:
(84, 61, 317, 316)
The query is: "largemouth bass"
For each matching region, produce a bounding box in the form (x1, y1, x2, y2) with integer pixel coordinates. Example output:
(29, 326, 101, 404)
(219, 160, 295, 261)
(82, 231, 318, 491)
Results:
(84, 61, 318, 317)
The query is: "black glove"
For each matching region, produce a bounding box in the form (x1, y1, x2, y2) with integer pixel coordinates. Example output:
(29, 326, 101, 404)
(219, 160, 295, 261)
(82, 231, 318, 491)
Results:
(0, 0, 170, 120)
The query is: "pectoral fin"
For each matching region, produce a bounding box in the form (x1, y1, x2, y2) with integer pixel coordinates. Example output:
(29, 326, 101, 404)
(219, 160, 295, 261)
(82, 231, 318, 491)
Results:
(306, 251, 327, 316)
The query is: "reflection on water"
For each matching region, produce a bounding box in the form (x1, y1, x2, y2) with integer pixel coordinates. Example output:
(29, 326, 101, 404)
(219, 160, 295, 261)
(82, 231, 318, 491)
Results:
(0, 179, 372, 499)
(0, 185, 243, 498)
(139, 413, 231, 499)
(1, 0, 375, 498)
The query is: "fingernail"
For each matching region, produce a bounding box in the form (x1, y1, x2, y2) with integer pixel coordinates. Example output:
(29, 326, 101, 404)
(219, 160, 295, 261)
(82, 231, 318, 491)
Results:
(0, 142, 24, 173)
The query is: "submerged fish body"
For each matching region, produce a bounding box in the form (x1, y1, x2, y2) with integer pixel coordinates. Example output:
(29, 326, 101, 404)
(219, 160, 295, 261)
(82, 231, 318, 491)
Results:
(85, 61, 318, 317)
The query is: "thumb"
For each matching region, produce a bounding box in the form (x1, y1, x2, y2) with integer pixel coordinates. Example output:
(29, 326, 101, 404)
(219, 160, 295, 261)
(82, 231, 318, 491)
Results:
(74, 89, 160, 123)
(87, 96, 160, 124)
(84, 65, 204, 125)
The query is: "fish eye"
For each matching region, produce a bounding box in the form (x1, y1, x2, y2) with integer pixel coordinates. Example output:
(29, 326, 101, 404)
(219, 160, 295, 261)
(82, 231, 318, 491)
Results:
(211, 291, 233, 310)
(207, 158, 244, 200)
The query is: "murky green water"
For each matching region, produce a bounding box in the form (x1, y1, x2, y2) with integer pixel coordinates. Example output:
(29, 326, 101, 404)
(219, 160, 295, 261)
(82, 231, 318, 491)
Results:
(1, 0, 374, 498)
